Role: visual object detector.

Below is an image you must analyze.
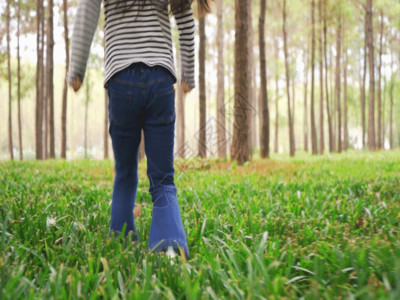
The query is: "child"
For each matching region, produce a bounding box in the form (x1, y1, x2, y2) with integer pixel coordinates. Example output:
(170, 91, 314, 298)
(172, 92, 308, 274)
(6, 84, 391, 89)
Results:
(68, 0, 211, 259)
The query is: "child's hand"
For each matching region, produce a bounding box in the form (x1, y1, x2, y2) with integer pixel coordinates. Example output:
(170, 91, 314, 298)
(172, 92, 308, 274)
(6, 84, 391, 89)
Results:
(181, 81, 191, 94)
(70, 77, 82, 92)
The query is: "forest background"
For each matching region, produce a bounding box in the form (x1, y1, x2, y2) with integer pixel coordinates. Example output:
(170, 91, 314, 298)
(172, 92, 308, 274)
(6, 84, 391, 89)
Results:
(0, 0, 399, 161)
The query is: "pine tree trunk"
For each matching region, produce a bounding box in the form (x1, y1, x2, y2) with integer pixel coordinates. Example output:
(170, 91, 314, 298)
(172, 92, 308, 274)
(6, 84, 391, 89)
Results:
(323, 0, 333, 153)
(6, 0, 14, 160)
(247, 0, 256, 156)
(274, 38, 279, 154)
(282, 0, 295, 157)
(259, 0, 269, 158)
(318, 0, 324, 154)
(231, 0, 250, 164)
(61, 0, 70, 159)
(366, 0, 375, 150)
(343, 50, 348, 151)
(217, 0, 226, 158)
(176, 47, 185, 158)
(48, 0, 55, 158)
(389, 54, 394, 149)
(104, 89, 109, 159)
(198, 16, 206, 158)
(377, 10, 384, 149)
(361, 16, 367, 149)
(36, 0, 44, 160)
(85, 71, 90, 159)
(335, 14, 342, 153)
(303, 50, 309, 152)
(310, 0, 318, 155)
(17, 0, 23, 160)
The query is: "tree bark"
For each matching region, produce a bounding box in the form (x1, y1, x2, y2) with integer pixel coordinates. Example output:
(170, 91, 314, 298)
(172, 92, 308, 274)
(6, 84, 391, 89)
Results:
(36, 0, 44, 160)
(343, 50, 348, 151)
(259, 0, 269, 158)
(217, 0, 226, 158)
(7, 0, 14, 160)
(47, 0, 55, 158)
(85, 70, 90, 159)
(282, 0, 295, 157)
(310, 0, 318, 155)
(335, 14, 342, 153)
(377, 10, 384, 149)
(104, 89, 110, 159)
(389, 55, 394, 149)
(323, 0, 333, 153)
(61, 0, 70, 159)
(274, 38, 279, 154)
(17, 0, 23, 160)
(248, 0, 256, 155)
(303, 50, 309, 152)
(198, 16, 206, 158)
(366, 0, 375, 150)
(361, 14, 367, 149)
(318, 0, 324, 154)
(231, 0, 250, 164)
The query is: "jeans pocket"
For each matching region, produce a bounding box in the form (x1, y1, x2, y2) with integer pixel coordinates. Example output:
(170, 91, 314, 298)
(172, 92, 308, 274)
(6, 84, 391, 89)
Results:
(108, 88, 135, 126)
(153, 85, 176, 124)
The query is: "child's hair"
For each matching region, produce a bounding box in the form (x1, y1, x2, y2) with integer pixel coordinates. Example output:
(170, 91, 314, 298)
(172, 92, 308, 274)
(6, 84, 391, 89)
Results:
(106, 0, 213, 15)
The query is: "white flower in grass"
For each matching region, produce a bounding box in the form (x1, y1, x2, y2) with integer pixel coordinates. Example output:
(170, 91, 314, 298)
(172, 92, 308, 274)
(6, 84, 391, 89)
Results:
(46, 217, 57, 228)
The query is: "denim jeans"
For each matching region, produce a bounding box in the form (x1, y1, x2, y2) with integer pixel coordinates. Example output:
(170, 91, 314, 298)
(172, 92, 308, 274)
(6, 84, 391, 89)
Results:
(107, 62, 189, 259)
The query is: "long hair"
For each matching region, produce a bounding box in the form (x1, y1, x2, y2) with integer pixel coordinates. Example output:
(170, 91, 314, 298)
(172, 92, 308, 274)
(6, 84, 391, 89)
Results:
(106, 0, 213, 15)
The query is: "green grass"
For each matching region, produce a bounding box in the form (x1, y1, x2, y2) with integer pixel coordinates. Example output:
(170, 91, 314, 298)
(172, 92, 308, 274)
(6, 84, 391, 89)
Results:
(1, 151, 400, 299)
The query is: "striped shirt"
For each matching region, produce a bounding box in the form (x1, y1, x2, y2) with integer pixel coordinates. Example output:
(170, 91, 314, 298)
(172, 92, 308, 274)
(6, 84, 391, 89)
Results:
(68, 0, 196, 90)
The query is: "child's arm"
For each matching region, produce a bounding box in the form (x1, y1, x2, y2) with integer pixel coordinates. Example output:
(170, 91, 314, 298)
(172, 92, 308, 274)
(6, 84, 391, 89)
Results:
(68, 0, 102, 92)
(173, 7, 196, 93)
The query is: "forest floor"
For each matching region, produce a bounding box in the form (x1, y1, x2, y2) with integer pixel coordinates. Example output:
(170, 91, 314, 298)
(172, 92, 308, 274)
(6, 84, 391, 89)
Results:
(0, 151, 400, 299)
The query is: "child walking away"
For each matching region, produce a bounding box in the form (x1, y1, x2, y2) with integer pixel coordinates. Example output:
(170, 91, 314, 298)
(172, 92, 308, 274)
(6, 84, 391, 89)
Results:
(68, 0, 212, 260)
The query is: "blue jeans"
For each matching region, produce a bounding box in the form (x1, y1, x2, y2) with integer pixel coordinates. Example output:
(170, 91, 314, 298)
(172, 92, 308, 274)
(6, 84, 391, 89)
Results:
(107, 63, 189, 259)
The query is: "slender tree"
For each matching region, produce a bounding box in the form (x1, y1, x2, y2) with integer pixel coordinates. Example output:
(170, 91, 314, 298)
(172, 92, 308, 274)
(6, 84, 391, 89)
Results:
(274, 38, 280, 154)
(303, 49, 309, 152)
(61, 0, 70, 159)
(318, 0, 324, 154)
(36, 0, 44, 160)
(217, 0, 226, 158)
(259, 0, 269, 158)
(7, 0, 14, 160)
(323, 0, 333, 152)
(47, 0, 55, 158)
(335, 12, 342, 153)
(282, 0, 295, 157)
(17, 0, 23, 160)
(377, 9, 384, 149)
(231, 0, 250, 164)
(360, 12, 367, 149)
(198, 16, 206, 158)
(366, 0, 375, 150)
(310, 0, 318, 154)
(343, 49, 348, 151)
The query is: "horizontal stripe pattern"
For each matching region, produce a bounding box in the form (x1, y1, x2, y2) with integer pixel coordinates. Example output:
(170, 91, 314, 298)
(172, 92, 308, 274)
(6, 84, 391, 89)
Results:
(68, 0, 196, 90)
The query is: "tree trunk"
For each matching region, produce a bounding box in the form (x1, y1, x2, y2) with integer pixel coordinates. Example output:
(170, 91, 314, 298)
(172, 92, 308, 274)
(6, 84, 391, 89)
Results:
(274, 38, 279, 154)
(318, 0, 324, 154)
(176, 47, 185, 158)
(310, 0, 318, 155)
(47, 0, 55, 158)
(282, 0, 295, 157)
(259, 0, 269, 158)
(36, 0, 44, 160)
(85, 70, 90, 159)
(104, 89, 110, 159)
(361, 15, 367, 149)
(247, 0, 256, 156)
(335, 14, 342, 153)
(343, 50, 348, 151)
(389, 55, 394, 149)
(323, 0, 333, 153)
(303, 50, 309, 152)
(198, 16, 206, 158)
(61, 0, 70, 159)
(7, 0, 14, 160)
(17, 1, 23, 160)
(217, 0, 226, 158)
(231, 0, 250, 164)
(377, 10, 384, 149)
(366, 0, 375, 150)
(139, 131, 145, 160)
